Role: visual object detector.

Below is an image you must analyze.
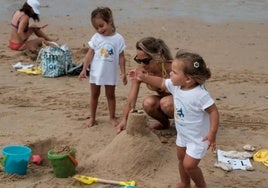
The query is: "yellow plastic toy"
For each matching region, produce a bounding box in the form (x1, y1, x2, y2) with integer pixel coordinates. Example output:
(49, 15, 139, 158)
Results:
(73, 174, 136, 186)
(17, 67, 42, 75)
(253, 149, 268, 167)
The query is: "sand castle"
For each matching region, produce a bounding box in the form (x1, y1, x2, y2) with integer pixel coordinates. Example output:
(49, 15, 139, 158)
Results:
(84, 112, 170, 182)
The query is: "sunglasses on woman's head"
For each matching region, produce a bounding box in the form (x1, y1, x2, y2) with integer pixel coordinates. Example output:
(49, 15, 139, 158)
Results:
(134, 55, 152, 65)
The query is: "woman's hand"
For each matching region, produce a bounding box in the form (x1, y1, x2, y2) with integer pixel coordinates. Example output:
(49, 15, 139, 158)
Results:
(116, 119, 127, 134)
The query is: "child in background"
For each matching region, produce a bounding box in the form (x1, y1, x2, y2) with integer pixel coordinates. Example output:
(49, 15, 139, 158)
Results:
(79, 7, 127, 128)
(130, 51, 219, 188)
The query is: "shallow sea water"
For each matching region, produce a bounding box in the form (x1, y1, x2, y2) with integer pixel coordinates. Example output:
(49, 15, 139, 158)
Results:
(1, 0, 268, 24)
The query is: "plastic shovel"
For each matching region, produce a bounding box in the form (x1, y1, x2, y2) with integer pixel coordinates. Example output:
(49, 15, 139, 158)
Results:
(73, 174, 136, 186)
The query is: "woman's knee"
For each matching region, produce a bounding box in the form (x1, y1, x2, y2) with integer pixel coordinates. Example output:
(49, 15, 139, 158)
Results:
(159, 96, 173, 116)
(143, 96, 159, 110)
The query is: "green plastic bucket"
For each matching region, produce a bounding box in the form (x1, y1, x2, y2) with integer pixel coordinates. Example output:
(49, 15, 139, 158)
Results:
(1, 145, 32, 175)
(47, 149, 77, 178)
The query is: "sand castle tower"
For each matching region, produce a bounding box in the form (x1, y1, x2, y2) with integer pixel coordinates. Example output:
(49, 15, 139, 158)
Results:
(86, 112, 170, 181)
(126, 111, 152, 136)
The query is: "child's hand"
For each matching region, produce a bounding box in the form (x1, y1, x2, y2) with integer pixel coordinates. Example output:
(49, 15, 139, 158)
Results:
(203, 134, 217, 152)
(128, 69, 137, 80)
(78, 70, 87, 81)
(122, 74, 127, 85)
(128, 69, 148, 81)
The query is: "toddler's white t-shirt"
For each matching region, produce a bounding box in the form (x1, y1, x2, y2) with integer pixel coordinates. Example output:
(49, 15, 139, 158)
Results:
(165, 79, 215, 158)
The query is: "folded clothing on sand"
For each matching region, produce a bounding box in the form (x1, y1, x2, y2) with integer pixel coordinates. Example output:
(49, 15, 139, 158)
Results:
(12, 62, 34, 69)
(216, 149, 253, 171)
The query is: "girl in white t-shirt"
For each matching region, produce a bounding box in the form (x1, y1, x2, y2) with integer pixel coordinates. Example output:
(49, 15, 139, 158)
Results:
(79, 7, 127, 128)
(130, 51, 219, 188)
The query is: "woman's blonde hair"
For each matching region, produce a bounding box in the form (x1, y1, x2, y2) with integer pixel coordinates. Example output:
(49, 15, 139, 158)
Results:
(136, 37, 173, 78)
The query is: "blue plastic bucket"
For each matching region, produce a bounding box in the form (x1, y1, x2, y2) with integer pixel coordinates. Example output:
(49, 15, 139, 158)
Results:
(1, 145, 32, 175)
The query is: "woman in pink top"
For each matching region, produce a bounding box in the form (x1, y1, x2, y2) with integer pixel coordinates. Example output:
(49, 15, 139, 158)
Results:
(9, 0, 57, 52)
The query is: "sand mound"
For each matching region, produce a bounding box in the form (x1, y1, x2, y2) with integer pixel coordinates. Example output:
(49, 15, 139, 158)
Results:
(84, 113, 170, 181)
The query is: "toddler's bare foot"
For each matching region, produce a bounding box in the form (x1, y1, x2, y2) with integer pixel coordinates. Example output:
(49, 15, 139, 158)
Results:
(86, 118, 96, 127)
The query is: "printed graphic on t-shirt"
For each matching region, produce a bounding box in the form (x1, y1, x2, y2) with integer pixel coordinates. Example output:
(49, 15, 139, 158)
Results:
(174, 98, 186, 122)
(99, 43, 114, 62)
(176, 107, 184, 118)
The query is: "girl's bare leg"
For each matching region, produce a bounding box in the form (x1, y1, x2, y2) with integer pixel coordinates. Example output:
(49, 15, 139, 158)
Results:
(105, 85, 118, 127)
(183, 154, 206, 188)
(86, 84, 100, 127)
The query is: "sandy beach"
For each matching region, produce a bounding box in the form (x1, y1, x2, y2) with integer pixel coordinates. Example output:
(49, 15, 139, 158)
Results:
(0, 1, 267, 187)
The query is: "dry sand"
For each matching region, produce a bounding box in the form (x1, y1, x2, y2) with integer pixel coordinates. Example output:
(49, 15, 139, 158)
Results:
(0, 12, 267, 188)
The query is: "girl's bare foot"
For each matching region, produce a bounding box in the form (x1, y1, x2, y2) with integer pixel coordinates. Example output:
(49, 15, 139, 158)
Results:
(86, 118, 96, 127)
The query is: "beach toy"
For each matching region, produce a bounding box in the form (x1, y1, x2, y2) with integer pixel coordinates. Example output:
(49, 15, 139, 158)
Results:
(253, 149, 268, 167)
(73, 174, 136, 186)
(1, 145, 32, 175)
(47, 149, 78, 178)
(17, 67, 42, 75)
(31, 154, 42, 165)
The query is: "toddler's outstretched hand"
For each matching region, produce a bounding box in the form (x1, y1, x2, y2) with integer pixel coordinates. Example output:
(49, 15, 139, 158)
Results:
(128, 69, 148, 81)
(128, 69, 137, 80)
